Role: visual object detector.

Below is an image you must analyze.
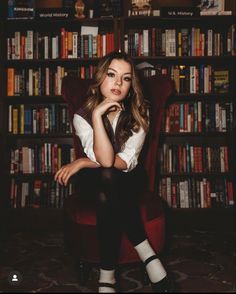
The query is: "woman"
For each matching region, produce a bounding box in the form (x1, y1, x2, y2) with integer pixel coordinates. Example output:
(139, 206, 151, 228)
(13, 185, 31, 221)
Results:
(55, 51, 172, 293)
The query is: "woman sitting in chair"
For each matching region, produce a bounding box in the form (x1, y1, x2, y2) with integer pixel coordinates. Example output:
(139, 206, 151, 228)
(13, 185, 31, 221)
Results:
(55, 51, 172, 293)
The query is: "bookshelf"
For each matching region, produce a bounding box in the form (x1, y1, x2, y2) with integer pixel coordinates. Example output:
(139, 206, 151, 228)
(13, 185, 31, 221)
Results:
(0, 8, 4, 208)
(120, 10, 235, 230)
(121, 14, 235, 210)
(0, 0, 235, 230)
(0, 2, 118, 229)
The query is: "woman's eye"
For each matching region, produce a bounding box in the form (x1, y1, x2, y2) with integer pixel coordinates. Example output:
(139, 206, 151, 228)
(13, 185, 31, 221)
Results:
(124, 77, 131, 82)
(107, 72, 115, 77)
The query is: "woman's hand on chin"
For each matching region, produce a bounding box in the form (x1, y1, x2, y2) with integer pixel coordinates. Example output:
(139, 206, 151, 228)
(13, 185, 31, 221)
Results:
(93, 98, 122, 117)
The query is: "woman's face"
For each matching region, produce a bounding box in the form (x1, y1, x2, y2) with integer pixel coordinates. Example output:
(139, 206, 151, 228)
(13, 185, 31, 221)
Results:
(100, 59, 132, 103)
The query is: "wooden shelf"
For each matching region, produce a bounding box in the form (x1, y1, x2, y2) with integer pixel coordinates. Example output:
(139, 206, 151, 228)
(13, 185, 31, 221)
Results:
(123, 15, 235, 22)
(5, 16, 115, 24)
(159, 172, 232, 177)
(5, 57, 101, 65)
(5, 56, 236, 64)
(5, 95, 64, 103)
(161, 132, 232, 137)
(133, 55, 236, 61)
(8, 173, 56, 179)
(7, 133, 73, 139)
(169, 93, 234, 101)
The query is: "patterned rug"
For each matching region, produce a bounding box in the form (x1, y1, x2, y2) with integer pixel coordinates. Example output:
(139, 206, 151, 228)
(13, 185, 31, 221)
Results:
(0, 229, 235, 292)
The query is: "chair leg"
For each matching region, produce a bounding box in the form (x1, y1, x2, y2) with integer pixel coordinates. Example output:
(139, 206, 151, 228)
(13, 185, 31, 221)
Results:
(75, 260, 91, 286)
(63, 212, 72, 254)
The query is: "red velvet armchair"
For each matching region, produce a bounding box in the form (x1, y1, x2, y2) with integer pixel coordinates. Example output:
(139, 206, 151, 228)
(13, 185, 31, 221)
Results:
(61, 74, 174, 284)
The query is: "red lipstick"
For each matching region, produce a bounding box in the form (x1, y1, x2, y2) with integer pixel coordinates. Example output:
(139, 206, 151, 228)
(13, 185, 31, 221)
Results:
(111, 89, 121, 95)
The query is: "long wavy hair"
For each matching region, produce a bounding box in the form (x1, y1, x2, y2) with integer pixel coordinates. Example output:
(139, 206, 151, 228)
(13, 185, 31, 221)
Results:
(82, 51, 149, 151)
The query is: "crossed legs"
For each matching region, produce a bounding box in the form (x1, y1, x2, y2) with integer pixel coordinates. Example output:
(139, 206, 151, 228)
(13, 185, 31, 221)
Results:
(72, 167, 167, 292)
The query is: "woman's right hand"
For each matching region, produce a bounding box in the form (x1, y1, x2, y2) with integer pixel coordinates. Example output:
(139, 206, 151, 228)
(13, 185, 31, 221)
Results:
(54, 160, 81, 186)
(93, 98, 122, 117)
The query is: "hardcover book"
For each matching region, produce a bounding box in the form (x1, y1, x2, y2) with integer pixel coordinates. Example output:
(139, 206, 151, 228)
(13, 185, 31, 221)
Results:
(213, 69, 229, 93)
(8, 0, 35, 19)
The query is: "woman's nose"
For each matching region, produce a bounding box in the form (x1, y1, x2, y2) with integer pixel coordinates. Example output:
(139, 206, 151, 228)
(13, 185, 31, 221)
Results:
(115, 77, 122, 86)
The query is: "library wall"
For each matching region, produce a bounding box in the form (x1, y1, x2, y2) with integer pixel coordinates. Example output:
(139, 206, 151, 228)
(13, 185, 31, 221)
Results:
(0, 0, 235, 229)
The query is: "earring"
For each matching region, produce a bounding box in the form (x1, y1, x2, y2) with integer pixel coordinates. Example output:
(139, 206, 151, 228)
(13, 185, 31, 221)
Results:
(127, 91, 132, 98)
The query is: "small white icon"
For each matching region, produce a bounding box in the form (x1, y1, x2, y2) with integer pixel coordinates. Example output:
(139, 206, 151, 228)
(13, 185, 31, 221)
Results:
(12, 274, 18, 282)
(8, 271, 22, 286)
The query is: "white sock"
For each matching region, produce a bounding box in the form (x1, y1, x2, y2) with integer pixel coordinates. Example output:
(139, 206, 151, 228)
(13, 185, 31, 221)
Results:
(135, 239, 167, 283)
(99, 269, 116, 293)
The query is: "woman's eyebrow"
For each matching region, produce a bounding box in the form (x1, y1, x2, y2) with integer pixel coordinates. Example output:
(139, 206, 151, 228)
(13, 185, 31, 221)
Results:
(108, 67, 132, 75)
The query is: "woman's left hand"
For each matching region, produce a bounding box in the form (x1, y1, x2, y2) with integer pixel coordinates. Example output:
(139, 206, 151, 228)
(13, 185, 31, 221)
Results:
(54, 160, 81, 186)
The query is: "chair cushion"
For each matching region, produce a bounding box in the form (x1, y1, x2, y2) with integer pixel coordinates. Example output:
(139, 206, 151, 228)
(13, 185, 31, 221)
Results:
(65, 192, 164, 226)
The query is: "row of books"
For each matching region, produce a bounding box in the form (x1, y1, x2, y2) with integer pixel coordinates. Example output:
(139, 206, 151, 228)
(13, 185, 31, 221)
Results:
(10, 178, 73, 209)
(7, 29, 115, 60)
(10, 100, 233, 136)
(10, 175, 234, 210)
(8, 104, 72, 135)
(124, 25, 236, 57)
(158, 177, 234, 209)
(7, 66, 65, 96)
(159, 144, 229, 174)
(10, 144, 75, 174)
(7, 66, 96, 96)
(7, 65, 230, 96)
(139, 64, 229, 94)
(164, 101, 233, 133)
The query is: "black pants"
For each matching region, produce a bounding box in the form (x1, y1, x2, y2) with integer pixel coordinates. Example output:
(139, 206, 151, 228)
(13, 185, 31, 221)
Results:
(72, 166, 148, 270)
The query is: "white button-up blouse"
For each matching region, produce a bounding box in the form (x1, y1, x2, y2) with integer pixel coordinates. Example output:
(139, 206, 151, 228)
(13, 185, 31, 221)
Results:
(73, 111, 147, 172)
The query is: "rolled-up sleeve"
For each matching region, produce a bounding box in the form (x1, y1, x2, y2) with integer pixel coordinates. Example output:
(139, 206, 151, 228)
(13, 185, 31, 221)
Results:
(117, 127, 146, 172)
(73, 114, 99, 164)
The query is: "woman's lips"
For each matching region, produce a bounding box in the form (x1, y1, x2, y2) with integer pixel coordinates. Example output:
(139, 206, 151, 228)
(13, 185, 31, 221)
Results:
(111, 89, 121, 95)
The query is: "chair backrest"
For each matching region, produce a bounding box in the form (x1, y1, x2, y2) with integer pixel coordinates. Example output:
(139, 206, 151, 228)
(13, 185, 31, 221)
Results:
(62, 75, 174, 192)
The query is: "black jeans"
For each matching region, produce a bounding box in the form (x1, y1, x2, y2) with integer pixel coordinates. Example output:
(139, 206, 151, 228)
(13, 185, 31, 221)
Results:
(71, 165, 148, 270)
